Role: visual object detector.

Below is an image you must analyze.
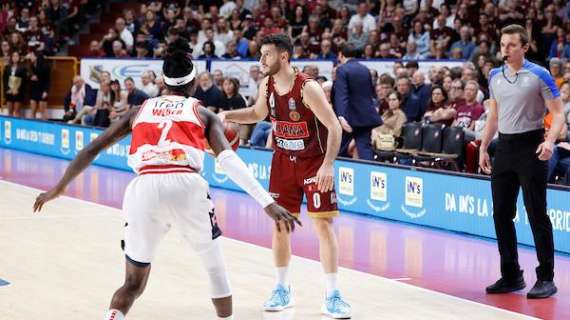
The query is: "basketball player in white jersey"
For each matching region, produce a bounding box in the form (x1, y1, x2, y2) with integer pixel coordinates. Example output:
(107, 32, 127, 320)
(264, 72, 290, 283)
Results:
(33, 38, 300, 320)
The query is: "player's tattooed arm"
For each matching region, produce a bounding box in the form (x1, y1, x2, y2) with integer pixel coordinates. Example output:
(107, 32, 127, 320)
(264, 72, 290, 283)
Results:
(197, 105, 232, 156)
(33, 106, 140, 212)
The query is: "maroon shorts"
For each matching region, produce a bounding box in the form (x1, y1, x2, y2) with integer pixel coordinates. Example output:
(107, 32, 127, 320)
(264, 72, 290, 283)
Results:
(269, 151, 339, 218)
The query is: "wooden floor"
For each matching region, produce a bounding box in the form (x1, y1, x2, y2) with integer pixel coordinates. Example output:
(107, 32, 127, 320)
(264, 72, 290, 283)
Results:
(0, 181, 537, 320)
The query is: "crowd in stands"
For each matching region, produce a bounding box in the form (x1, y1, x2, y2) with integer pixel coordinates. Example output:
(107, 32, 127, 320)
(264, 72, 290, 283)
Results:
(0, 1, 100, 59)
(76, 0, 570, 65)
(1, 0, 101, 119)
(2, 0, 570, 183)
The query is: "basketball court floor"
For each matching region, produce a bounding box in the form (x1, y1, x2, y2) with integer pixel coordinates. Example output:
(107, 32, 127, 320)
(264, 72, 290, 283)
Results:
(1, 148, 569, 319)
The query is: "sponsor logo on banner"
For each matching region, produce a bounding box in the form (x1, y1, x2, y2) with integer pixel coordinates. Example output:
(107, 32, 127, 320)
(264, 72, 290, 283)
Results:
(81, 58, 207, 89)
(75, 130, 84, 151)
(370, 172, 387, 201)
(337, 167, 357, 206)
(61, 129, 70, 154)
(367, 172, 390, 212)
(209, 60, 333, 98)
(247, 162, 270, 181)
(212, 158, 228, 183)
(4, 121, 12, 144)
(402, 176, 426, 218)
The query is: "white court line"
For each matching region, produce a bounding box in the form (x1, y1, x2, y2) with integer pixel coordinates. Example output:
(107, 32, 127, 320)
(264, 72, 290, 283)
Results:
(1, 179, 538, 320)
(222, 238, 538, 320)
(389, 277, 413, 281)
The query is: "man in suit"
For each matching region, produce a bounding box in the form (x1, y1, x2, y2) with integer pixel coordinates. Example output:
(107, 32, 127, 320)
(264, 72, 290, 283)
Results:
(333, 44, 383, 160)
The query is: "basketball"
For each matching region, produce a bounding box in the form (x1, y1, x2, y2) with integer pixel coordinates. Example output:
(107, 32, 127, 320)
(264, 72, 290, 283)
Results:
(224, 122, 240, 151)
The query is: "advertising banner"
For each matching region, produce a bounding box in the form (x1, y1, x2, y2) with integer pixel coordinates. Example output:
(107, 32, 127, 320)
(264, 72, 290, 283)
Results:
(80, 58, 208, 89)
(3, 116, 569, 253)
(209, 60, 334, 97)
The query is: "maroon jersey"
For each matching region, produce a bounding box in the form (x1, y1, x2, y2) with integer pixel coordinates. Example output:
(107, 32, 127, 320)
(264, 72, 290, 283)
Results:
(267, 71, 328, 158)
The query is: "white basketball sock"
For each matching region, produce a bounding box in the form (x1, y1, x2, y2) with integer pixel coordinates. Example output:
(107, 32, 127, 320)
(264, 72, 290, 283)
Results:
(276, 266, 290, 287)
(218, 316, 233, 320)
(104, 309, 125, 320)
(324, 273, 338, 296)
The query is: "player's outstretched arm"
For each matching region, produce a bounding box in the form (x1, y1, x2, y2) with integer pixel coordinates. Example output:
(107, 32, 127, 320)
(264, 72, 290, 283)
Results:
(198, 106, 301, 232)
(219, 77, 269, 124)
(33, 107, 139, 213)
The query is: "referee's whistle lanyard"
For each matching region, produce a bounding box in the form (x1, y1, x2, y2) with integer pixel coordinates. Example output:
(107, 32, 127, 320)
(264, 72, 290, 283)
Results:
(502, 64, 519, 84)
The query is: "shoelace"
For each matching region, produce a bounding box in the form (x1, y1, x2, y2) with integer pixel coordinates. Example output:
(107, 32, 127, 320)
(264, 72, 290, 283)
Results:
(328, 294, 350, 311)
(269, 288, 288, 305)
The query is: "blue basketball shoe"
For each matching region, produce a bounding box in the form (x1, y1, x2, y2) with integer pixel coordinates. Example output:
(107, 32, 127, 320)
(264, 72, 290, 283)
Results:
(321, 289, 351, 319)
(263, 284, 294, 311)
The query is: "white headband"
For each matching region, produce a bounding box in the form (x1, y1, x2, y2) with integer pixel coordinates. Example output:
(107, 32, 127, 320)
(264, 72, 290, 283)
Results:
(163, 67, 196, 86)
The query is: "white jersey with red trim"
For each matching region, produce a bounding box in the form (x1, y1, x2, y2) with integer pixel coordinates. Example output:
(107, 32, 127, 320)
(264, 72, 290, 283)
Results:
(128, 95, 207, 174)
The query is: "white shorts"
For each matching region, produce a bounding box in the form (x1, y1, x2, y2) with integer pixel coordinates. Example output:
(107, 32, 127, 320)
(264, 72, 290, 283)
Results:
(122, 172, 221, 264)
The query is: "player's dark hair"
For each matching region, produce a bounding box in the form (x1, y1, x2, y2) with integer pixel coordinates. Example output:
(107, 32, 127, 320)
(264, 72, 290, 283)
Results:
(162, 37, 196, 94)
(261, 34, 293, 61)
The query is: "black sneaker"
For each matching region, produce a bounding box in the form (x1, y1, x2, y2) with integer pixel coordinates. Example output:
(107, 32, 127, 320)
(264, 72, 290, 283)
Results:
(527, 281, 557, 299)
(486, 276, 526, 294)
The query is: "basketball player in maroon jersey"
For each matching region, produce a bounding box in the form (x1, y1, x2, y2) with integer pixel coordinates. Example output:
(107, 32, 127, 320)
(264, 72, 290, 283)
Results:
(33, 38, 299, 320)
(220, 34, 351, 318)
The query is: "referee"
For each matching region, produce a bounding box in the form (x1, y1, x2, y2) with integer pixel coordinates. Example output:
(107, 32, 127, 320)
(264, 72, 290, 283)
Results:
(479, 24, 564, 299)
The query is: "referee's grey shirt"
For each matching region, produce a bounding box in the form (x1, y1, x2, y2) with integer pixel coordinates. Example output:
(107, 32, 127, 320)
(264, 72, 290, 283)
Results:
(489, 59, 560, 134)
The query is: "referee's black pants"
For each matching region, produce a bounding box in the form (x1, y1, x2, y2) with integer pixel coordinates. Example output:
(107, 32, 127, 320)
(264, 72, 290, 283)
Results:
(491, 129, 554, 281)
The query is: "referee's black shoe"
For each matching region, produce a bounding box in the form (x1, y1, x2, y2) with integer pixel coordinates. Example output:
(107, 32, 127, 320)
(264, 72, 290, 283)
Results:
(527, 281, 557, 299)
(486, 275, 526, 294)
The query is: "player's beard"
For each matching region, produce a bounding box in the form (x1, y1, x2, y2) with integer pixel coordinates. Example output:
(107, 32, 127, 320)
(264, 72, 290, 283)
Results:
(263, 61, 281, 77)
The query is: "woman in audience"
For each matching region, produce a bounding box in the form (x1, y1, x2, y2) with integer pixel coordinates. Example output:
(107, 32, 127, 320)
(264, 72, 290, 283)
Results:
(3, 51, 27, 117)
(423, 85, 455, 127)
(100, 28, 122, 57)
(289, 5, 307, 39)
(229, 9, 244, 31)
(0, 40, 11, 63)
(109, 79, 128, 123)
(220, 77, 247, 112)
(408, 21, 430, 57)
(372, 91, 407, 151)
(220, 77, 249, 144)
(27, 50, 51, 120)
